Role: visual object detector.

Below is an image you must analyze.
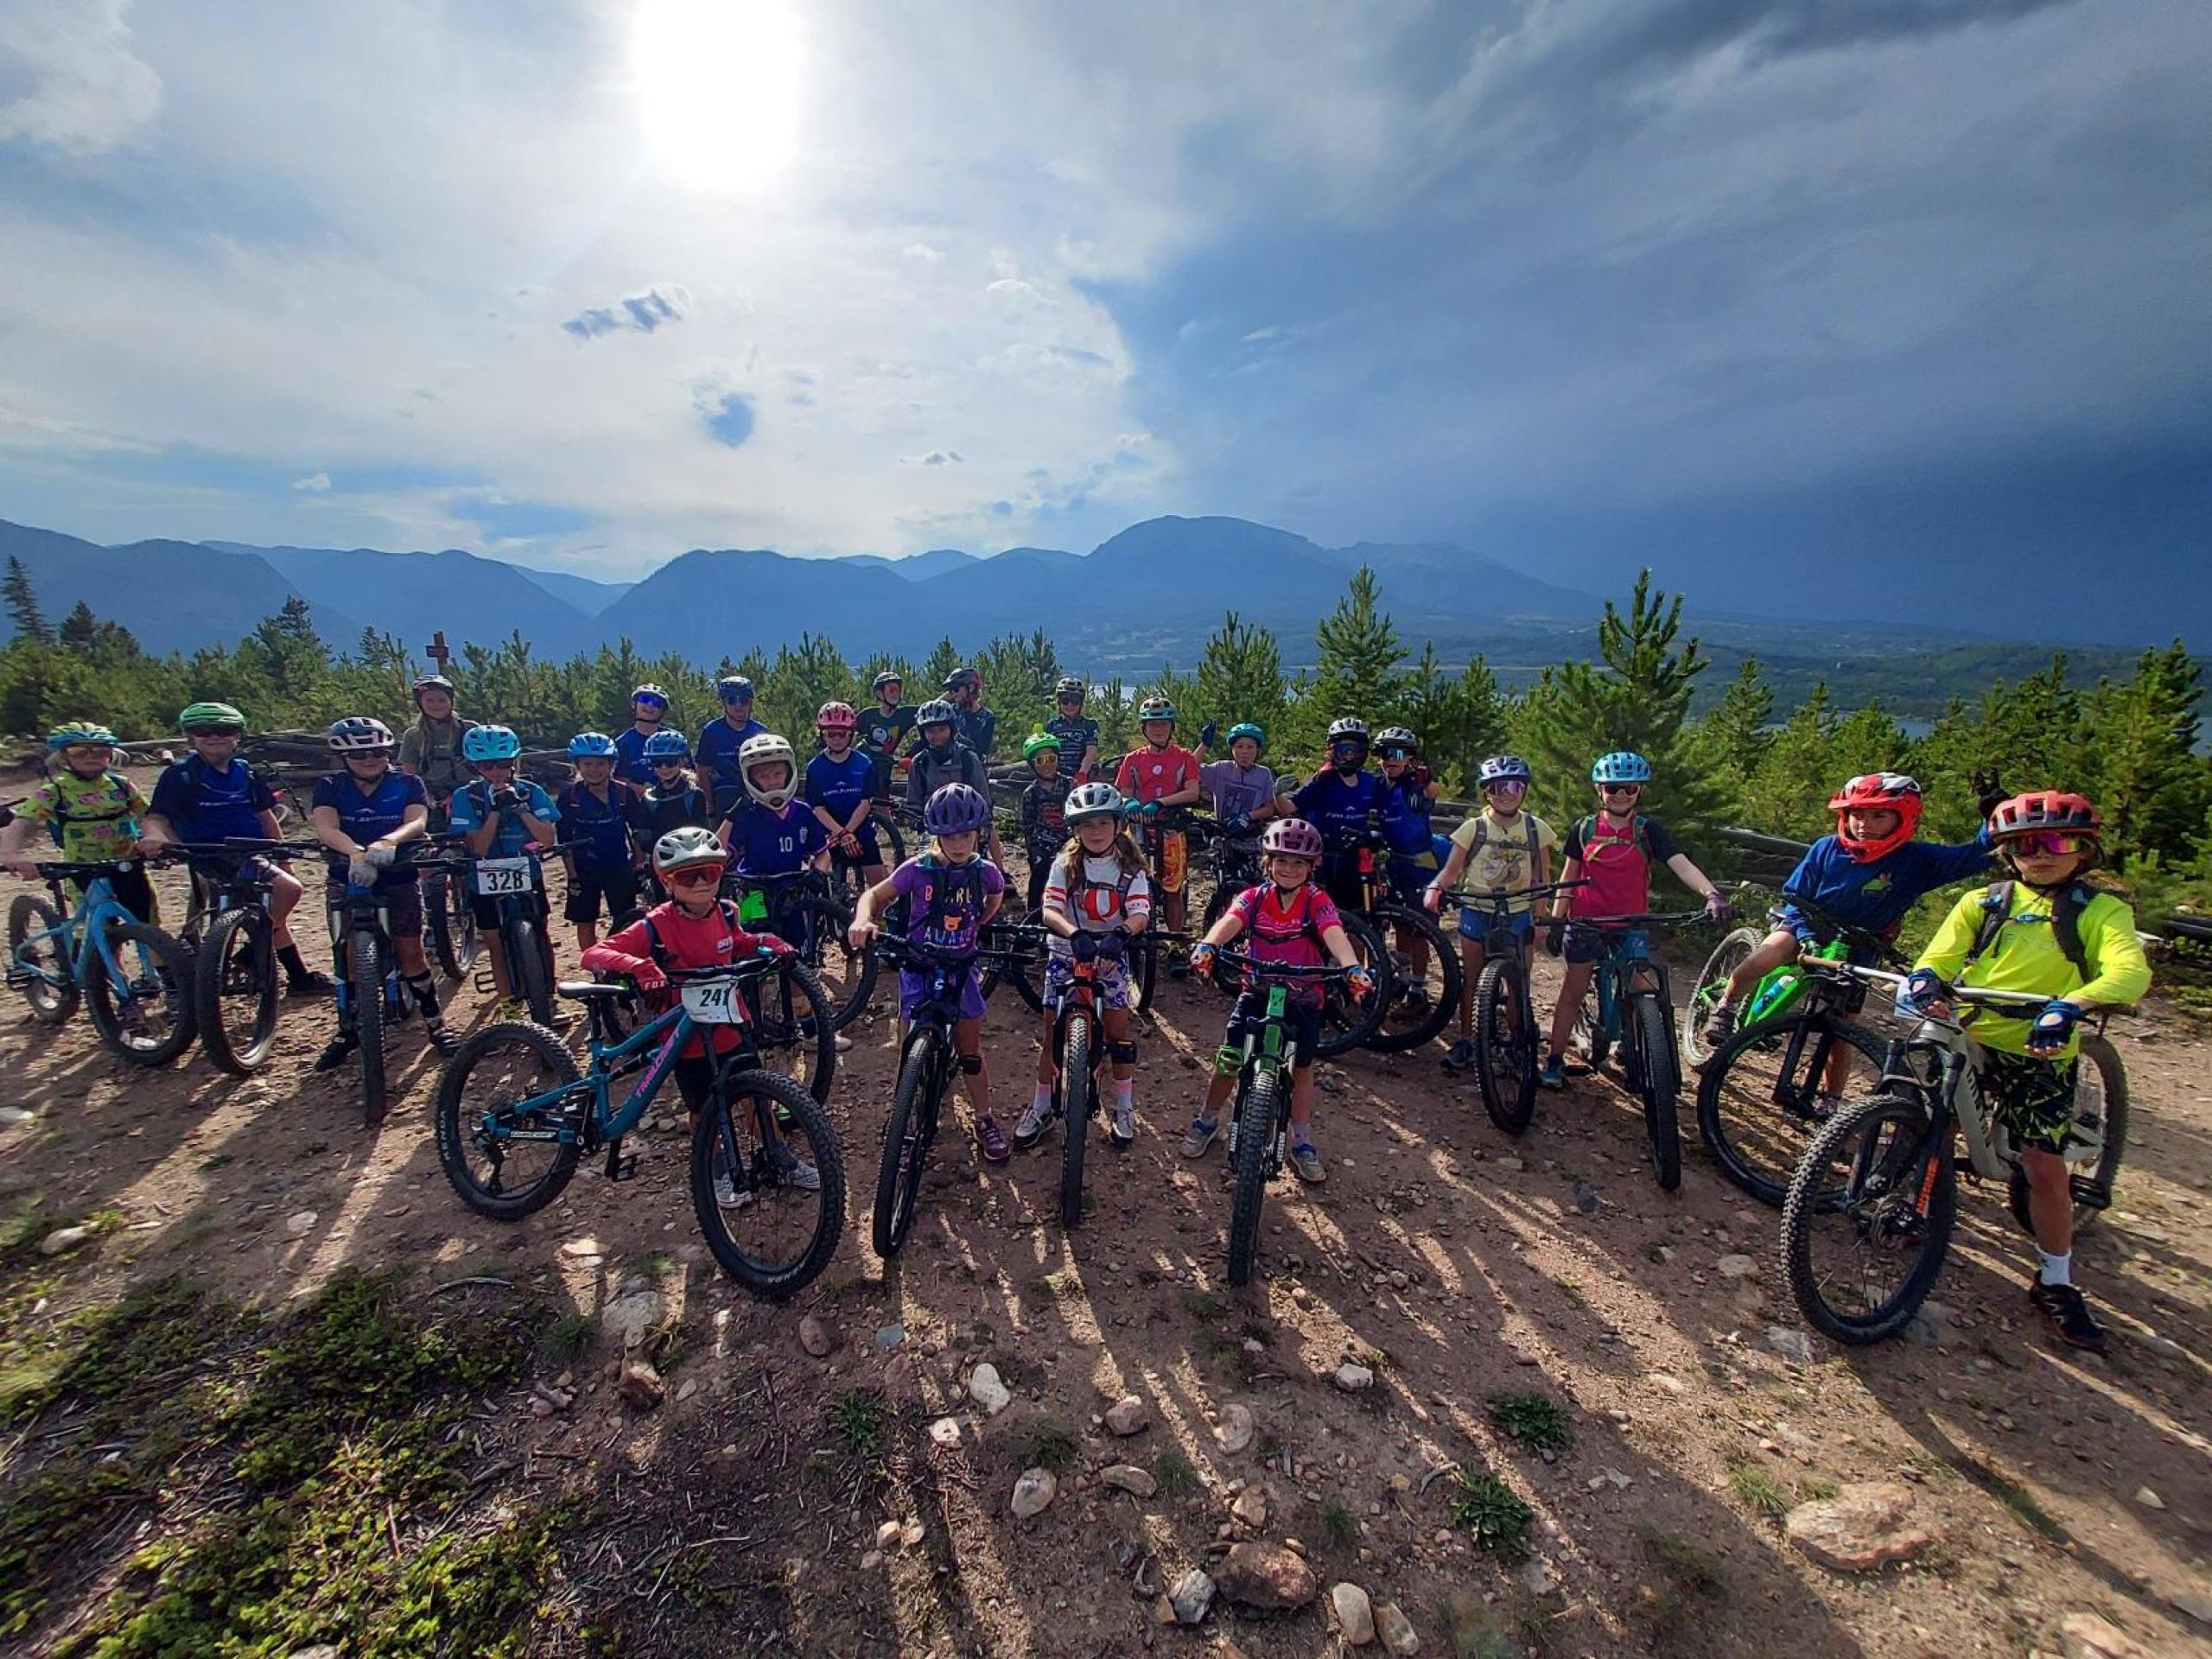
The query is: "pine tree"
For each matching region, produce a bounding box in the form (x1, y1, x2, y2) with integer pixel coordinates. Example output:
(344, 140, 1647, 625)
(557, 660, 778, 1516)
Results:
(977, 629, 1063, 742)
(1694, 658, 1774, 783)
(4, 557, 51, 645)
(1192, 613, 1287, 750)
(2087, 641, 2209, 866)
(59, 601, 102, 652)
(246, 595, 330, 704)
(921, 637, 963, 698)
(761, 632, 855, 742)
(1307, 568, 1404, 728)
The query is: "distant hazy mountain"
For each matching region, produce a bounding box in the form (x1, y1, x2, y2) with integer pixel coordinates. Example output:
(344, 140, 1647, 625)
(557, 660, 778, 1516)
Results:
(597, 548, 920, 664)
(511, 564, 632, 614)
(846, 547, 983, 581)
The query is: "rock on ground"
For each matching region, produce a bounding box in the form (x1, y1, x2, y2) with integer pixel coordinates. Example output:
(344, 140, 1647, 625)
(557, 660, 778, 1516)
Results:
(1102, 1464, 1157, 1497)
(1104, 1395, 1151, 1435)
(601, 1288, 663, 1352)
(2058, 1612, 2155, 1659)
(1010, 1466, 1057, 1519)
(1215, 1402, 1255, 1453)
(968, 1362, 1012, 1414)
(1168, 1567, 1215, 1625)
(1333, 1362, 1376, 1391)
(36, 1224, 90, 1256)
(798, 1314, 832, 1357)
(618, 1359, 665, 1410)
(1784, 1482, 1937, 1572)
(1376, 1599, 1421, 1653)
(1215, 1541, 1318, 1611)
(1330, 1580, 1376, 1645)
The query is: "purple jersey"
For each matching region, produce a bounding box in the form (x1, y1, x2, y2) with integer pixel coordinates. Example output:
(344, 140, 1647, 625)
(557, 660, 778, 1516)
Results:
(887, 854, 1004, 957)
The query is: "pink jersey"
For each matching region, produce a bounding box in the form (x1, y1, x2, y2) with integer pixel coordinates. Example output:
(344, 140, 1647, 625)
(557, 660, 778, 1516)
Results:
(1227, 880, 1342, 1006)
(1116, 744, 1199, 805)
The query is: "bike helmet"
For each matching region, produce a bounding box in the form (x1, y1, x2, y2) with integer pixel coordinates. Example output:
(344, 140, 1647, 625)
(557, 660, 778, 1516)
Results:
(642, 730, 690, 763)
(1065, 780, 1124, 825)
(48, 721, 118, 750)
(569, 731, 618, 760)
(916, 698, 958, 734)
(1987, 790, 2103, 851)
(1591, 751, 1652, 785)
(1262, 817, 1325, 861)
(1376, 726, 1418, 754)
(1478, 753, 1533, 788)
(411, 675, 455, 705)
(1224, 721, 1266, 753)
(872, 669, 904, 694)
(652, 824, 727, 879)
(924, 781, 994, 836)
(1828, 772, 1923, 862)
(739, 733, 799, 809)
(462, 724, 522, 764)
(329, 716, 397, 754)
(179, 701, 245, 734)
(1137, 696, 1177, 726)
(816, 701, 858, 734)
(631, 682, 669, 708)
(1326, 716, 1369, 743)
(942, 666, 982, 693)
(1054, 677, 1087, 702)
(1021, 733, 1059, 767)
(715, 674, 755, 702)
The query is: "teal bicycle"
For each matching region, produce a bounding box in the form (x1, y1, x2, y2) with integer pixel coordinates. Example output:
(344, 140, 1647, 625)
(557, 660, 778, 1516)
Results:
(433, 954, 843, 1296)
(7, 859, 196, 1065)
(1555, 911, 1709, 1192)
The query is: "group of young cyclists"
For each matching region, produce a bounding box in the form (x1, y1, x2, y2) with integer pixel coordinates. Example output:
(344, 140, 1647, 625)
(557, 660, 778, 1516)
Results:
(6, 658, 2152, 1354)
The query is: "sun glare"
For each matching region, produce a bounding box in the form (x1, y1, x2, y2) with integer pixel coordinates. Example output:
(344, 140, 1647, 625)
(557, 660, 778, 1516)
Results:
(632, 0, 803, 192)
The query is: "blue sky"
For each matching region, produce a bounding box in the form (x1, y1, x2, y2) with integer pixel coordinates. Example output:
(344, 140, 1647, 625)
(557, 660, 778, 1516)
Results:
(0, 0, 2205, 631)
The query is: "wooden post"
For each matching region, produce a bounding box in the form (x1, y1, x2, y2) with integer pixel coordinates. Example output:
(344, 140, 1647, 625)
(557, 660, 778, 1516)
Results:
(423, 630, 452, 675)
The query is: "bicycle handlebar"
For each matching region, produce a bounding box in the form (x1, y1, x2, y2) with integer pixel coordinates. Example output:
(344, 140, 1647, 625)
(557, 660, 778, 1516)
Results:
(1559, 910, 1711, 928)
(1740, 884, 1909, 964)
(1204, 947, 1359, 980)
(32, 859, 143, 882)
(1438, 878, 1589, 910)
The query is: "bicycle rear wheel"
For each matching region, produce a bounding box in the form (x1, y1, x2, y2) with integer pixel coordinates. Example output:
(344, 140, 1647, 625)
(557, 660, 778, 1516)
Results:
(742, 957, 839, 1105)
(1058, 1013, 1092, 1229)
(433, 1020, 585, 1220)
(873, 1031, 943, 1258)
(693, 1067, 844, 1297)
(1129, 933, 1160, 1015)
(1474, 958, 1538, 1135)
(510, 916, 556, 1027)
(1364, 903, 1459, 1053)
(7, 893, 78, 1025)
(785, 893, 876, 1030)
(1634, 993, 1681, 1191)
(1313, 912, 1391, 1058)
(353, 929, 388, 1128)
(1782, 1092, 1955, 1345)
(1225, 1065, 1279, 1287)
(195, 906, 279, 1075)
(84, 921, 195, 1066)
(1698, 1015, 1887, 1207)
(1681, 925, 1760, 1070)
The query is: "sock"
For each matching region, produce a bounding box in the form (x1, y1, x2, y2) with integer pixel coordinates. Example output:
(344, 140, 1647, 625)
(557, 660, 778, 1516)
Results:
(406, 973, 439, 1016)
(278, 944, 312, 980)
(1031, 1083, 1053, 1116)
(2038, 1249, 2072, 1287)
(1114, 1077, 1135, 1115)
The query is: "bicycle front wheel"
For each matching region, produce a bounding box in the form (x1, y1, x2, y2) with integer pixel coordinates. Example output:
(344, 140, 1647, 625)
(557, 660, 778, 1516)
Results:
(785, 893, 876, 1030)
(1225, 1065, 1279, 1287)
(1681, 925, 1760, 1070)
(1474, 957, 1538, 1135)
(743, 956, 840, 1105)
(1633, 993, 1681, 1191)
(427, 873, 480, 980)
(7, 893, 78, 1025)
(1058, 1012, 1092, 1229)
(510, 916, 556, 1027)
(873, 1031, 942, 1258)
(1698, 1014, 1888, 1207)
(84, 920, 195, 1066)
(195, 906, 279, 1076)
(1313, 912, 1391, 1058)
(693, 1067, 845, 1298)
(1781, 1091, 1955, 1345)
(434, 1020, 586, 1220)
(1364, 903, 1459, 1054)
(353, 928, 388, 1128)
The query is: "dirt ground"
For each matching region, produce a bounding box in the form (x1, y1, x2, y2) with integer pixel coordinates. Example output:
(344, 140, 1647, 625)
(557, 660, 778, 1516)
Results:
(2, 791, 2208, 1658)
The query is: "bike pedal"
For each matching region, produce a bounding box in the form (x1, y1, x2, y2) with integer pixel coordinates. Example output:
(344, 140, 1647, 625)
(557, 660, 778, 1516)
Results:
(2069, 1175, 2113, 1211)
(603, 1146, 639, 1182)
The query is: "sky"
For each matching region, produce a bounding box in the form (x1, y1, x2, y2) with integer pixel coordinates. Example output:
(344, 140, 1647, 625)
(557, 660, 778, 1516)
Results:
(1, 0, 2206, 628)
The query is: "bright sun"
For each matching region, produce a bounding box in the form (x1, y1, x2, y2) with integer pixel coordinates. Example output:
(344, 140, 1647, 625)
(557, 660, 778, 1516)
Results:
(631, 0, 803, 192)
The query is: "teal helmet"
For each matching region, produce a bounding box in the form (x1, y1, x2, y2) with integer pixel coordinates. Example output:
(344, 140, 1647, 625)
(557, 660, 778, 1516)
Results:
(48, 721, 118, 750)
(463, 724, 522, 763)
(1225, 722, 1265, 753)
(1591, 751, 1652, 785)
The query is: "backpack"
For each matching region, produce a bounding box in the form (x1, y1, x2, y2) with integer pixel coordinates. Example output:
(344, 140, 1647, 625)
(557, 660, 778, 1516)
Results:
(44, 768, 136, 846)
(1243, 880, 1329, 950)
(1460, 809, 1542, 865)
(1961, 879, 2096, 985)
(1575, 812, 1657, 860)
(888, 858, 990, 941)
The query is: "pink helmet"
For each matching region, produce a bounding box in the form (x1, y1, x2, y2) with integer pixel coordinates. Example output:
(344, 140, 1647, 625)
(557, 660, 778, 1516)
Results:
(1261, 817, 1325, 860)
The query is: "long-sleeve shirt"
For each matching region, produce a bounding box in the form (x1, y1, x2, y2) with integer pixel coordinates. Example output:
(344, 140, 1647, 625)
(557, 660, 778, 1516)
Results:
(1780, 830, 1996, 943)
(1916, 882, 2152, 1058)
(582, 899, 783, 1059)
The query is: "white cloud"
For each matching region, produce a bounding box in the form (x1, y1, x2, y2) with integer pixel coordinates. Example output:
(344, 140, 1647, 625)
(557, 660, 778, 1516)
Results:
(0, 0, 161, 154)
(291, 471, 330, 491)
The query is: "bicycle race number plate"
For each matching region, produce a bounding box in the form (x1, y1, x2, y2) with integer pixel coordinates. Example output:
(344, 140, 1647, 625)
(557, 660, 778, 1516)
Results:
(473, 857, 534, 897)
(680, 980, 744, 1025)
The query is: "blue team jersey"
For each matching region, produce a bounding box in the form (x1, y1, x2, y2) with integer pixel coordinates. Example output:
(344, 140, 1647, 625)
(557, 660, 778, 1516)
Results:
(1290, 768, 1402, 855)
(1378, 771, 1435, 854)
(611, 727, 665, 787)
(696, 716, 767, 804)
(1781, 830, 1997, 942)
(149, 755, 276, 845)
(721, 799, 824, 879)
(449, 778, 562, 867)
(806, 749, 874, 825)
(556, 779, 639, 871)
(312, 770, 429, 890)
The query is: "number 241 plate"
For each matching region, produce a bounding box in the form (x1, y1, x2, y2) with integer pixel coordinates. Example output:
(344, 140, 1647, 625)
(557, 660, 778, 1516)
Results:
(681, 981, 744, 1025)
(473, 857, 534, 897)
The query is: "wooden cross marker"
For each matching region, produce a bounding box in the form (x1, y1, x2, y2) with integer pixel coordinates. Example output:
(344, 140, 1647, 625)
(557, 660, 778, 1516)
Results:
(424, 630, 452, 674)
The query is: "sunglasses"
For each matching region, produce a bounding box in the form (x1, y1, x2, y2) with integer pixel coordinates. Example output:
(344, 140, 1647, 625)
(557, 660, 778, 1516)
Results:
(721, 694, 753, 705)
(665, 867, 723, 889)
(1485, 779, 1527, 795)
(2007, 831, 2086, 857)
(652, 758, 687, 768)
(1378, 747, 1411, 760)
(1600, 783, 1643, 796)
(633, 696, 667, 711)
(477, 759, 516, 771)
(185, 726, 240, 739)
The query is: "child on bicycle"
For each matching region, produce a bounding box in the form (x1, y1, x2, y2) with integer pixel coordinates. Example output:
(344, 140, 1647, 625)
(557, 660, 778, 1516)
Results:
(1014, 781, 1152, 1153)
(1115, 696, 1202, 969)
(628, 732, 711, 900)
(557, 733, 643, 953)
(807, 702, 889, 892)
(1289, 717, 1405, 912)
(1375, 726, 1443, 1016)
(582, 825, 817, 1208)
(1425, 754, 1556, 1073)
(3, 722, 160, 924)
(906, 700, 1003, 864)
(861, 670, 915, 800)
(140, 701, 330, 996)
(720, 734, 830, 899)
(448, 723, 563, 1015)
(1198, 723, 1287, 853)
(1701, 772, 1998, 1103)
(1185, 817, 1375, 1183)
(848, 783, 1010, 1161)
(1016, 734, 1073, 913)
(612, 683, 673, 787)
(1901, 791, 2150, 1353)
(1046, 677, 1101, 782)
(307, 717, 456, 1068)
(1539, 752, 1731, 1089)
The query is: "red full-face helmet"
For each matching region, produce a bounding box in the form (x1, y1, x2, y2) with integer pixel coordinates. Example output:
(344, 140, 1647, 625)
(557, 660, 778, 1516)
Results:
(1827, 772, 1923, 862)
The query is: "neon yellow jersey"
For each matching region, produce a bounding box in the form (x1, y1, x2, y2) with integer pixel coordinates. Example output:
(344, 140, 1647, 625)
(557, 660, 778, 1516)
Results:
(1916, 881, 2151, 1058)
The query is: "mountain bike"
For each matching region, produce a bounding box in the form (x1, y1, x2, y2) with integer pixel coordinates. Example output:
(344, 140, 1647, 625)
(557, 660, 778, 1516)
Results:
(1208, 950, 1359, 1287)
(1045, 941, 1120, 1229)
(420, 810, 480, 981)
(465, 841, 575, 1027)
(436, 957, 842, 1296)
(327, 851, 473, 1128)
(1195, 877, 1393, 1059)
(1780, 965, 2129, 1345)
(1694, 893, 1905, 1206)
(168, 838, 320, 1076)
(1192, 816, 1264, 944)
(6, 859, 195, 1065)
(869, 932, 981, 1259)
(734, 867, 875, 1029)
(978, 917, 1048, 1011)
(582, 947, 842, 1107)
(1437, 879, 1586, 1135)
(1128, 808, 1198, 1013)
(1332, 826, 1459, 1053)
(1559, 912, 1707, 1191)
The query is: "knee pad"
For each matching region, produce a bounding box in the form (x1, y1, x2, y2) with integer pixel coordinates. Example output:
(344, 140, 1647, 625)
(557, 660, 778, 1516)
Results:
(1109, 1039, 1138, 1065)
(1214, 1043, 1243, 1077)
(958, 1052, 984, 1076)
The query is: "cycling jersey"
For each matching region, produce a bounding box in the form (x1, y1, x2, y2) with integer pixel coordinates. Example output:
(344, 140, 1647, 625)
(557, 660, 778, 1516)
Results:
(1116, 744, 1199, 804)
(149, 754, 276, 845)
(721, 798, 824, 880)
(1448, 809, 1555, 907)
(1561, 812, 1682, 921)
(449, 777, 561, 866)
(1020, 775, 1073, 861)
(556, 779, 640, 873)
(805, 749, 875, 829)
(1917, 882, 2151, 1058)
(954, 704, 996, 758)
(610, 725, 666, 788)
(397, 716, 478, 801)
(696, 715, 767, 809)
(861, 702, 916, 794)
(906, 744, 990, 811)
(1226, 880, 1342, 1007)
(1198, 760, 1286, 834)
(1378, 768, 1436, 855)
(1043, 850, 1152, 957)
(23, 769, 148, 863)
(629, 781, 713, 844)
(581, 898, 782, 1061)
(1779, 830, 1996, 943)
(887, 854, 1003, 957)
(312, 770, 429, 892)
(1045, 714, 1099, 772)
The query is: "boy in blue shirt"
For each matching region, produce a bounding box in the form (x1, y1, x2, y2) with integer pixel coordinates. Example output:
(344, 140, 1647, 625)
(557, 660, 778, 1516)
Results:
(611, 683, 673, 787)
(556, 732, 644, 951)
(696, 675, 767, 815)
(719, 732, 830, 904)
(1289, 716, 1407, 912)
(805, 702, 887, 890)
(448, 724, 563, 1014)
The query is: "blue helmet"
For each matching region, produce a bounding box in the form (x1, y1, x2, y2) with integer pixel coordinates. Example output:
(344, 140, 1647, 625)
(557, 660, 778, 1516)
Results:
(1591, 751, 1652, 785)
(569, 731, 617, 760)
(642, 730, 690, 763)
(1225, 721, 1266, 752)
(1478, 753, 1532, 787)
(463, 724, 522, 764)
(923, 781, 994, 836)
(716, 675, 754, 703)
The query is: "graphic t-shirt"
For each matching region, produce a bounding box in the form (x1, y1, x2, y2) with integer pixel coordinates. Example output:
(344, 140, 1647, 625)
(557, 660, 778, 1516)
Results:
(149, 756, 276, 846)
(860, 702, 916, 793)
(886, 855, 1005, 957)
(1226, 881, 1343, 1007)
(1561, 813, 1682, 922)
(1044, 714, 1100, 772)
(1020, 776, 1073, 861)
(24, 770, 149, 863)
(556, 779, 640, 873)
(721, 799, 825, 880)
(1198, 760, 1285, 842)
(1043, 850, 1153, 958)
(805, 749, 876, 831)
(1288, 767, 1402, 858)
(311, 769, 429, 890)
(1448, 809, 1557, 909)
(1115, 744, 1200, 806)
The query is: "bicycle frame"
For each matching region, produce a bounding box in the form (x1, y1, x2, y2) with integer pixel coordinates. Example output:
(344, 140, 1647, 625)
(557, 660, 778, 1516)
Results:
(16, 874, 143, 994)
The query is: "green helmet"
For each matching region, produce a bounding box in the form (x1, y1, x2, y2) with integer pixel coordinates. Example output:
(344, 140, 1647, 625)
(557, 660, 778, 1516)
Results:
(1021, 733, 1059, 766)
(179, 701, 245, 734)
(48, 721, 118, 750)
(1225, 721, 1265, 752)
(1137, 696, 1177, 725)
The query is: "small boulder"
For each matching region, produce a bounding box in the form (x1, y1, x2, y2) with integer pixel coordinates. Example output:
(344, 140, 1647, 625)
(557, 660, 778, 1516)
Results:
(1716, 1253, 1758, 1279)
(1333, 1363, 1376, 1392)
(969, 1363, 1012, 1416)
(1215, 1541, 1318, 1611)
(1011, 1466, 1058, 1519)
(1167, 1567, 1215, 1625)
(926, 1416, 963, 1448)
(601, 1288, 663, 1352)
(875, 1323, 906, 1350)
(1104, 1395, 1151, 1436)
(2059, 1613, 2154, 1659)
(1215, 1402, 1256, 1454)
(1766, 1325, 1815, 1363)
(36, 1224, 90, 1257)
(798, 1314, 832, 1357)
(1103, 1464, 1159, 1498)
(618, 1359, 665, 1410)
(1784, 1481, 1936, 1572)
(1375, 1599, 1421, 1654)
(559, 1236, 602, 1258)
(2132, 1486, 2164, 1511)
(1330, 1581, 1376, 1645)
(1230, 1486, 1268, 1529)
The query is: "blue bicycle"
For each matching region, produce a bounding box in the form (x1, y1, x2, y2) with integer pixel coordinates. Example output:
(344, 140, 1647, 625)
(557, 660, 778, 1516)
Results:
(1554, 909, 1707, 1191)
(432, 955, 843, 1297)
(6, 859, 196, 1065)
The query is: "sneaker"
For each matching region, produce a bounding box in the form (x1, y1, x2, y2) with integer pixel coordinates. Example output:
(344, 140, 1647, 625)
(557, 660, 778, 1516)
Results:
(832, 1033, 854, 1052)
(2027, 1281, 2107, 1354)
(1012, 1096, 1058, 1151)
(1288, 1141, 1327, 1185)
(1181, 1117, 1219, 1159)
(1701, 1002, 1739, 1046)
(312, 1033, 359, 1073)
(1109, 1099, 1136, 1147)
(714, 1173, 745, 1209)
(287, 969, 335, 999)
(768, 1142, 822, 1191)
(1441, 1037, 1477, 1073)
(975, 1115, 1012, 1165)
(1538, 1054, 1567, 1090)
(1399, 983, 1431, 1014)
(1166, 951, 1189, 981)
(1811, 1090, 1844, 1122)
(424, 1020, 460, 1058)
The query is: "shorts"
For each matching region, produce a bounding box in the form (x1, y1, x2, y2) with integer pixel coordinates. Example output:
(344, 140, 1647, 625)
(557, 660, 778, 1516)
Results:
(1043, 952, 1133, 1012)
(74, 865, 157, 926)
(469, 887, 549, 932)
(1226, 988, 1324, 1070)
(1563, 924, 1640, 966)
(1458, 906, 1534, 946)
(1976, 1047, 2081, 1156)
(564, 865, 642, 925)
(899, 961, 986, 1024)
(328, 877, 425, 938)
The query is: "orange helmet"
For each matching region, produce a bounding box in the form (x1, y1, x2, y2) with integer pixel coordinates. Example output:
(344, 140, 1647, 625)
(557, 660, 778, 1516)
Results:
(1827, 772, 1922, 863)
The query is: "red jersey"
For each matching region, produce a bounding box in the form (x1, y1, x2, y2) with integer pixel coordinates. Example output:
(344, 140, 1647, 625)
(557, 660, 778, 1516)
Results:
(1115, 743, 1199, 805)
(582, 899, 783, 1059)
